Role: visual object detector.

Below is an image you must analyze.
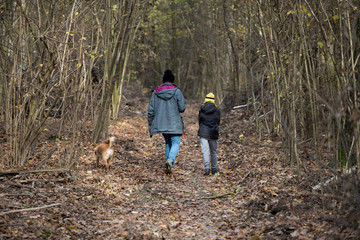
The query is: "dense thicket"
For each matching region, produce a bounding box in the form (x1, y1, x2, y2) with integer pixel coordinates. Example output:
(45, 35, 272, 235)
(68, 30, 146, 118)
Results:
(0, 0, 359, 181)
(0, 0, 151, 166)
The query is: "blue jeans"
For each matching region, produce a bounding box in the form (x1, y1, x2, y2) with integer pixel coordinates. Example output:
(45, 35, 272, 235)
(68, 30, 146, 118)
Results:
(162, 134, 181, 166)
(200, 137, 218, 171)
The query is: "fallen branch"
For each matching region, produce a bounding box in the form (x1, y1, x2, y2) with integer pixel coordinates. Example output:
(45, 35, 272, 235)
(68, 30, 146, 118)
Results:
(251, 111, 273, 122)
(143, 186, 176, 202)
(8, 182, 34, 189)
(202, 192, 234, 199)
(233, 102, 253, 109)
(0, 193, 32, 197)
(36, 148, 57, 170)
(0, 203, 62, 216)
(0, 168, 67, 176)
(202, 187, 244, 199)
(258, 111, 273, 119)
(312, 166, 358, 190)
(308, 192, 345, 201)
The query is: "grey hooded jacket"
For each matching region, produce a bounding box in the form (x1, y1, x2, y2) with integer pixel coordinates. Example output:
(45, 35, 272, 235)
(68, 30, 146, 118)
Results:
(148, 83, 186, 136)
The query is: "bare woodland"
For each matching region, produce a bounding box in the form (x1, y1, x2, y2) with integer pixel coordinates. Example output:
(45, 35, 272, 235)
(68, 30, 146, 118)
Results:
(0, 0, 360, 239)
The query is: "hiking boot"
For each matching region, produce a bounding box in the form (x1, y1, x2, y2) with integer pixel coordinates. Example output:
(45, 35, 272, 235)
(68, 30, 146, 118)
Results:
(211, 168, 219, 175)
(204, 168, 210, 175)
(165, 160, 172, 174)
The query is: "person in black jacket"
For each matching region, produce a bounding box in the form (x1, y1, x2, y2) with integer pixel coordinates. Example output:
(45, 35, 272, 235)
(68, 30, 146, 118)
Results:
(198, 92, 220, 175)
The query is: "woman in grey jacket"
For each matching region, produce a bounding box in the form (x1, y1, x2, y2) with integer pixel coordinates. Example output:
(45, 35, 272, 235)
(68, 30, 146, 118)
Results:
(148, 70, 186, 174)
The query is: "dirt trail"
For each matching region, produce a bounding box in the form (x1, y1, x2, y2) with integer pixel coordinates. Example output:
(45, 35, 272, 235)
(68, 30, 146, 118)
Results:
(104, 102, 242, 239)
(1, 102, 358, 239)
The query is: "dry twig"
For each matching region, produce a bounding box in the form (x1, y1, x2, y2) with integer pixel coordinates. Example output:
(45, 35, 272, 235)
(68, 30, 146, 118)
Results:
(0, 203, 62, 216)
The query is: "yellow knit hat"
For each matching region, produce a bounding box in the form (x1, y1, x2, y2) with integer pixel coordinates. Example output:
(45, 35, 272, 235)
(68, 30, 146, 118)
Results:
(203, 92, 215, 106)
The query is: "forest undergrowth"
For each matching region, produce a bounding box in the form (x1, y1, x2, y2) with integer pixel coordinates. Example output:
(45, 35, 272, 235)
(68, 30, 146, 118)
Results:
(0, 97, 359, 239)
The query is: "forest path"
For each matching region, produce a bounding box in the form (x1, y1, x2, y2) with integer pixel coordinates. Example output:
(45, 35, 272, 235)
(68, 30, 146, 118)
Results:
(83, 101, 298, 239)
(102, 101, 246, 239)
(1, 101, 350, 239)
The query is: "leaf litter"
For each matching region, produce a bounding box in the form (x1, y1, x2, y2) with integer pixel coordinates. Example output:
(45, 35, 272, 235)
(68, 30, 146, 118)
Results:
(0, 100, 359, 239)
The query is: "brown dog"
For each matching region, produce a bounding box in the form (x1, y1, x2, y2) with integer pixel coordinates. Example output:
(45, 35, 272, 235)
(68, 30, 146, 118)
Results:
(94, 136, 116, 170)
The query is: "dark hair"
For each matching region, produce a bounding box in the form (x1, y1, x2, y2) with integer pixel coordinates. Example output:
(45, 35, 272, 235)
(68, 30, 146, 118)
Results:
(163, 69, 175, 83)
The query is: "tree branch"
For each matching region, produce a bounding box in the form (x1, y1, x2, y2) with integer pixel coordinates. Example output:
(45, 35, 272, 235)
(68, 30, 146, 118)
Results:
(0, 203, 62, 216)
(0, 168, 67, 176)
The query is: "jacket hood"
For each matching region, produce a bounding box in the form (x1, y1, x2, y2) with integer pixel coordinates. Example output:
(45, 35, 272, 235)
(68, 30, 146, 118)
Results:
(155, 83, 178, 100)
(201, 103, 217, 114)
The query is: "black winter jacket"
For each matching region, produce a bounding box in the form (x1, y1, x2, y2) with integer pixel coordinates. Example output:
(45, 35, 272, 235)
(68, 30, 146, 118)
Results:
(198, 103, 220, 140)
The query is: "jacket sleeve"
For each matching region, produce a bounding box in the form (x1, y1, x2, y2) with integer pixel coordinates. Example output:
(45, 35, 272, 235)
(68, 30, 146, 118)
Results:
(176, 89, 186, 113)
(198, 109, 202, 125)
(148, 93, 155, 128)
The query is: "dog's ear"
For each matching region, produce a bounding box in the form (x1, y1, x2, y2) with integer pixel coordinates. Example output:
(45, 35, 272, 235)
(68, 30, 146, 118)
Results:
(104, 139, 110, 144)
